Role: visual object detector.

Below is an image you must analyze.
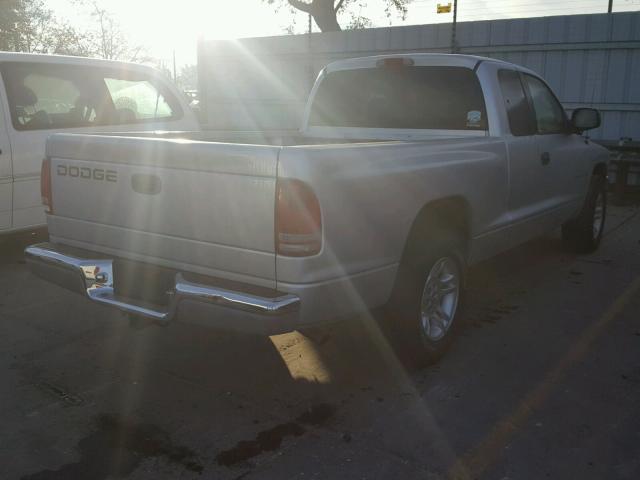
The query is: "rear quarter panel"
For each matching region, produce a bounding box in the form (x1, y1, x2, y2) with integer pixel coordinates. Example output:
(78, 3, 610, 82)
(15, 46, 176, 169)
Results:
(276, 138, 509, 287)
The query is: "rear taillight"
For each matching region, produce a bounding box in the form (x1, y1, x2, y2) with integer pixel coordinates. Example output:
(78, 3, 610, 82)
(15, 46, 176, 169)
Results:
(276, 179, 322, 257)
(41, 158, 53, 214)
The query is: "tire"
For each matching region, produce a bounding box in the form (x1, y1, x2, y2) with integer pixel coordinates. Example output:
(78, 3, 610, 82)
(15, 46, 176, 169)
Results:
(562, 175, 607, 254)
(386, 229, 466, 368)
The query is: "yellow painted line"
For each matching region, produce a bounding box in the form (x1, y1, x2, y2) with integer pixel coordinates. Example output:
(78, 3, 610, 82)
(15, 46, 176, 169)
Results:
(447, 275, 640, 480)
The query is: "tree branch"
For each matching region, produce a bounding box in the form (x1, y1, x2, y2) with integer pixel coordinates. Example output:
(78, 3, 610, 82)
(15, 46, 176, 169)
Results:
(334, 0, 345, 12)
(128, 44, 143, 63)
(287, 0, 313, 13)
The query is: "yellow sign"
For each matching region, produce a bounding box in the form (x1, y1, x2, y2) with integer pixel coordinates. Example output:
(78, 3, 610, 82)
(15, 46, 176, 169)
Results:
(437, 3, 452, 13)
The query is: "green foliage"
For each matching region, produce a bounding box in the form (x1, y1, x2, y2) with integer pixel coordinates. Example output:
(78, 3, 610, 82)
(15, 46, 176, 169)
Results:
(0, 0, 148, 61)
(0, 0, 90, 54)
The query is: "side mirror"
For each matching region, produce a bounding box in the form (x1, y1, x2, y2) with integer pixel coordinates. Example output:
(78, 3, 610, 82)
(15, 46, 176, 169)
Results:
(571, 108, 600, 133)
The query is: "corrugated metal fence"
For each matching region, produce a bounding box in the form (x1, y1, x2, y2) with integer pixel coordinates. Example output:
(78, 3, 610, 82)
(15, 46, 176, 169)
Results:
(198, 11, 640, 141)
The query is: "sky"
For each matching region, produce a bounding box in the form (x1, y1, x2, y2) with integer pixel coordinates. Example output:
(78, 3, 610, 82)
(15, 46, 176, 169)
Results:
(46, 0, 640, 69)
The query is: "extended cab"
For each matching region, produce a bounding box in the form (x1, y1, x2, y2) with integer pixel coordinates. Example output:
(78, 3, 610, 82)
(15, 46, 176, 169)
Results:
(26, 54, 608, 363)
(0, 52, 198, 234)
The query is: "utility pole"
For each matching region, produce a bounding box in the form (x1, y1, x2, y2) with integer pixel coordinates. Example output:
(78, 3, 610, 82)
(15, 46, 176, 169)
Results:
(608, 0, 613, 13)
(308, 13, 314, 94)
(172, 50, 177, 83)
(451, 0, 458, 53)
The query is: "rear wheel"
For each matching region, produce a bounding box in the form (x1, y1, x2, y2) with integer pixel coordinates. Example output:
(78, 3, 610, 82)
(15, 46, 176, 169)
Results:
(418, 257, 461, 343)
(386, 230, 465, 367)
(562, 175, 607, 253)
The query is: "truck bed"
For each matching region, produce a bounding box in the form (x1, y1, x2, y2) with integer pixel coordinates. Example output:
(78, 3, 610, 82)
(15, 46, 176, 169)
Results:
(126, 130, 392, 147)
(44, 130, 506, 289)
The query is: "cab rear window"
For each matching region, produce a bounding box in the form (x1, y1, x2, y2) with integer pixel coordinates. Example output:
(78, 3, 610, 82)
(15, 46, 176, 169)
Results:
(1, 62, 183, 131)
(309, 65, 487, 131)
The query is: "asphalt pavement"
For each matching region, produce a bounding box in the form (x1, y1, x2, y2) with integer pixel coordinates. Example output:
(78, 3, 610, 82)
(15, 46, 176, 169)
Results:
(1, 204, 639, 480)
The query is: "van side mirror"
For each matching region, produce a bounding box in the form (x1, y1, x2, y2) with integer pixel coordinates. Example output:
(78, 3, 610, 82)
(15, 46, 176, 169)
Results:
(571, 108, 600, 133)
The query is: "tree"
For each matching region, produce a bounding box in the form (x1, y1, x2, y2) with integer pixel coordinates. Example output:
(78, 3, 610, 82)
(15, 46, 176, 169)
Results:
(265, 0, 411, 32)
(80, 0, 148, 62)
(0, 0, 89, 54)
(0, 0, 21, 51)
(177, 64, 198, 90)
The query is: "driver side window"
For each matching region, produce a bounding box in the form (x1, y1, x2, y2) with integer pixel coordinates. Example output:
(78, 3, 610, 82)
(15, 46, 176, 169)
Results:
(10, 72, 88, 130)
(2, 62, 182, 131)
(523, 74, 568, 135)
(23, 74, 83, 119)
(3, 63, 102, 131)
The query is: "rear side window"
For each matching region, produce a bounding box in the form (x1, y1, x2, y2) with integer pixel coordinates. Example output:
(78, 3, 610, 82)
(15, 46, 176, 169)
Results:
(1, 62, 182, 131)
(104, 78, 174, 122)
(309, 66, 487, 130)
(523, 74, 568, 135)
(498, 69, 535, 136)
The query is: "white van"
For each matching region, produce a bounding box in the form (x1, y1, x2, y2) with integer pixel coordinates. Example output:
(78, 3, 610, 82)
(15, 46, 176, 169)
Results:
(0, 52, 198, 234)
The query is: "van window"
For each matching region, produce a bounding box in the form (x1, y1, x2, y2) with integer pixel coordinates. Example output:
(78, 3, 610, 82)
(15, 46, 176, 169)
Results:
(1, 62, 182, 131)
(104, 78, 174, 122)
(309, 66, 487, 131)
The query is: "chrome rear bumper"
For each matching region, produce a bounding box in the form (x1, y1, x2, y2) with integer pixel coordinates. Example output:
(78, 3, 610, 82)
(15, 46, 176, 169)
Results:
(25, 243, 300, 334)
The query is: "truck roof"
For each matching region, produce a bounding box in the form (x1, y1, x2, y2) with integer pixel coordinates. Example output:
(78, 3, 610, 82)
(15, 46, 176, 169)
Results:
(0, 51, 159, 75)
(324, 53, 536, 75)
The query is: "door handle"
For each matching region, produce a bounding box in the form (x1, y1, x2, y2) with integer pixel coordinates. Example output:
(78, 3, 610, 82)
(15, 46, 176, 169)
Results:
(540, 152, 551, 166)
(131, 173, 162, 195)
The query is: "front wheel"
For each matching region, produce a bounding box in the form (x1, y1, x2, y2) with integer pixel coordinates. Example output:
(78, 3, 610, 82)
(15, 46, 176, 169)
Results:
(562, 175, 607, 253)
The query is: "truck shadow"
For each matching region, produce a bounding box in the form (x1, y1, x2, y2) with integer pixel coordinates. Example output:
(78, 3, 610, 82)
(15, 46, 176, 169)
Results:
(16, 233, 586, 478)
(100, 236, 577, 468)
(0, 228, 48, 263)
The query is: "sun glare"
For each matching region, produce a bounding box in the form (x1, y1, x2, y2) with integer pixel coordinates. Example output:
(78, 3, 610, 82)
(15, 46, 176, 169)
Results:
(48, 0, 301, 66)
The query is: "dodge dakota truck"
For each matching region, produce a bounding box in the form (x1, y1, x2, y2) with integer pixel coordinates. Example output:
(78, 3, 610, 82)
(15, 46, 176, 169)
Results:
(0, 52, 199, 234)
(26, 54, 608, 364)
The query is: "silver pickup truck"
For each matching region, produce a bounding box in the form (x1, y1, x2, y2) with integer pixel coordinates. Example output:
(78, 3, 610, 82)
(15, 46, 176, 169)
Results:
(26, 54, 608, 364)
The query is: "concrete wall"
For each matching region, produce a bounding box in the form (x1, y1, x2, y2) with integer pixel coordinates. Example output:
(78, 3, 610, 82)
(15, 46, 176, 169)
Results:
(198, 12, 640, 141)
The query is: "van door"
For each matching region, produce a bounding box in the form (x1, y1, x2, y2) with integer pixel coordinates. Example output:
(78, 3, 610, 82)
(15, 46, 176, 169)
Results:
(3, 63, 80, 230)
(1, 60, 194, 231)
(0, 74, 11, 231)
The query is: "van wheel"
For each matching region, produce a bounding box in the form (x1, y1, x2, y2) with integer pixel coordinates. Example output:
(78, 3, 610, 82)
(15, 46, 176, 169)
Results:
(562, 175, 607, 254)
(387, 231, 465, 367)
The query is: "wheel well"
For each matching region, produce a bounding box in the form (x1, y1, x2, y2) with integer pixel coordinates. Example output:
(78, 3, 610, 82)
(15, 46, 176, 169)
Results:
(401, 197, 471, 265)
(593, 162, 607, 178)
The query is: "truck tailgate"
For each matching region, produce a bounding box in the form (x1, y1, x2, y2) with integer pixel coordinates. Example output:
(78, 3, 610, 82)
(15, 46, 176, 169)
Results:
(46, 134, 279, 287)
